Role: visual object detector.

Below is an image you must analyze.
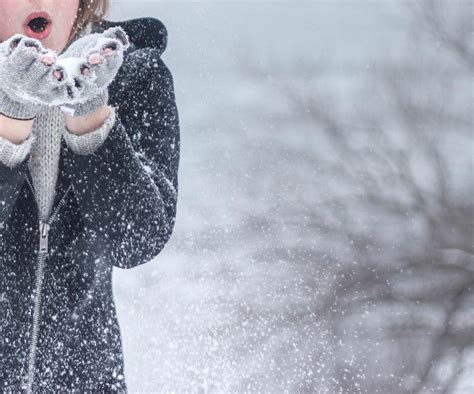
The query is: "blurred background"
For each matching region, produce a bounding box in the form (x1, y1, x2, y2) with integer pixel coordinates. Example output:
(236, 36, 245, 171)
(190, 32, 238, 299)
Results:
(108, 1, 473, 392)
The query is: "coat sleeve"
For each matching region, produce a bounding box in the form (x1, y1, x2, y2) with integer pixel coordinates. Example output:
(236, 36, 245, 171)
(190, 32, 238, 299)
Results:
(61, 48, 180, 269)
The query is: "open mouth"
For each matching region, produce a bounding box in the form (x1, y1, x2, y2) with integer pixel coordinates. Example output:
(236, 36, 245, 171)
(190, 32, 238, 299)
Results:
(28, 17, 49, 33)
(24, 12, 52, 40)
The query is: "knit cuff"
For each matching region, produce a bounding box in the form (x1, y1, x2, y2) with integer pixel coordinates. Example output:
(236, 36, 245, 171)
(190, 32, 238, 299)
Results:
(61, 90, 109, 118)
(0, 133, 36, 168)
(62, 106, 116, 155)
(0, 90, 40, 120)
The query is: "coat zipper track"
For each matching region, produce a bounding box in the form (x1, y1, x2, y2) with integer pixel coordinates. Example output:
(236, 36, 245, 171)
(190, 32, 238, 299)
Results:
(22, 176, 73, 393)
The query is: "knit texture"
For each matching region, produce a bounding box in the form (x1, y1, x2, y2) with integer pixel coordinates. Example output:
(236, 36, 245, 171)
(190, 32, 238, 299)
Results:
(0, 105, 115, 221)
(0, 23, 120, 222)
(0, 92, 41, 120)
(0, 132, 36, 167)
(53, 26, 129, 116)
(62, 105, 116, 155)
(61, 90, 109, 118)
(28, 106, 62, 221)
(0, 36, 53, 119)
(0, 22, 93, 121)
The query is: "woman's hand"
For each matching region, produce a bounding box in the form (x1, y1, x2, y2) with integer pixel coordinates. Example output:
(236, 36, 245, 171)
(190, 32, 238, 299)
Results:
(0, 34, 58, 120)
(63, 103, 110, 136)
(49, 27, 130, 118)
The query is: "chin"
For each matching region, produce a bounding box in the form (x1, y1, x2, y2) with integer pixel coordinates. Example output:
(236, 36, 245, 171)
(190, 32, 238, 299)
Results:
(43, 38, 64, 53)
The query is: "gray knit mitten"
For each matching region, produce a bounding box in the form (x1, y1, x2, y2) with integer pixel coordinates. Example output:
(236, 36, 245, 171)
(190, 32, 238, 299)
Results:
(0, 35, 58, 120)
(51, 27, 130, 117)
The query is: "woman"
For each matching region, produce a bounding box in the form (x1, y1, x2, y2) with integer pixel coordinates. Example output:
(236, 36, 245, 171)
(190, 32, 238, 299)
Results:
(0, 0, 180, 391)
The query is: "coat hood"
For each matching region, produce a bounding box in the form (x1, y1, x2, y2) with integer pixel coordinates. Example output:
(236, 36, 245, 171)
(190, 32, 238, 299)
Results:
(91, 17, 168, 56)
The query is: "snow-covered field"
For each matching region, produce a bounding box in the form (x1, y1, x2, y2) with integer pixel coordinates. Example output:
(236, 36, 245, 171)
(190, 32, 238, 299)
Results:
(107, 2, 473, 392)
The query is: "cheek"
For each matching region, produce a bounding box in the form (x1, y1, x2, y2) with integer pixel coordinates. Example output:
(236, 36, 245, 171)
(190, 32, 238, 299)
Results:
(56, 0, 80, 33)
(0, 0, 21, 42)
(47, 0, 79, 51)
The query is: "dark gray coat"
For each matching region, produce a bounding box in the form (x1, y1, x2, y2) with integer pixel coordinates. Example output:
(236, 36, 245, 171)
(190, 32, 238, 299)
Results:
(0, 17, 180, 392)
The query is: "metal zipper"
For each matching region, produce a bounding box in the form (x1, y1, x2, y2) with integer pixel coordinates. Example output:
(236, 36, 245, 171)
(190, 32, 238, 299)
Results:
(21, 175, 73, 393)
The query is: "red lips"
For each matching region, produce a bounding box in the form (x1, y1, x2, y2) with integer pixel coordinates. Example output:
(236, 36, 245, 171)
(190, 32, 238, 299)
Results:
(23, 12, 52, 40)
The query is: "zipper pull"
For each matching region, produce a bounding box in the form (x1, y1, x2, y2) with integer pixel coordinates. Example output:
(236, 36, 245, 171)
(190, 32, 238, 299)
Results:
(39, 221, 50, 254)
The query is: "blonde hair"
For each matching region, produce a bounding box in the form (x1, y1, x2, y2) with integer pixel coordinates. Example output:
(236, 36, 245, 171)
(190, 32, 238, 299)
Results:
(67, 0, 110, 45)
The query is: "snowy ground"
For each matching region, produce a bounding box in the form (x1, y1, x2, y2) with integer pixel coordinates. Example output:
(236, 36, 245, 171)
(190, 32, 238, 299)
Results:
(104, 2, 473, 393)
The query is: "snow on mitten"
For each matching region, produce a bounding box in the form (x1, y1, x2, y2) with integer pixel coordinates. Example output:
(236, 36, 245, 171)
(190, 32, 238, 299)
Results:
(51, 27, 130, 117)
(0, 35, 58, 119)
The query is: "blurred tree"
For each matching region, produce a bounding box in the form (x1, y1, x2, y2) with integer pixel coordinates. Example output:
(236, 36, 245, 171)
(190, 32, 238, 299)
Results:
(239, 0, 473, 392)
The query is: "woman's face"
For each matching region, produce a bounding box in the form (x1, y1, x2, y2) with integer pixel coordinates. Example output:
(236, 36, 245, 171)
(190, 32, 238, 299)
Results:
(0, 0, 80, 53)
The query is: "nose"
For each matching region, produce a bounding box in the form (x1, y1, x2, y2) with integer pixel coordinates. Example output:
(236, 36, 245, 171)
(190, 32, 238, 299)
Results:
(27, 0, 53, 10)
(29, 0, 54, 4)
(28, 0, 42, 7)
